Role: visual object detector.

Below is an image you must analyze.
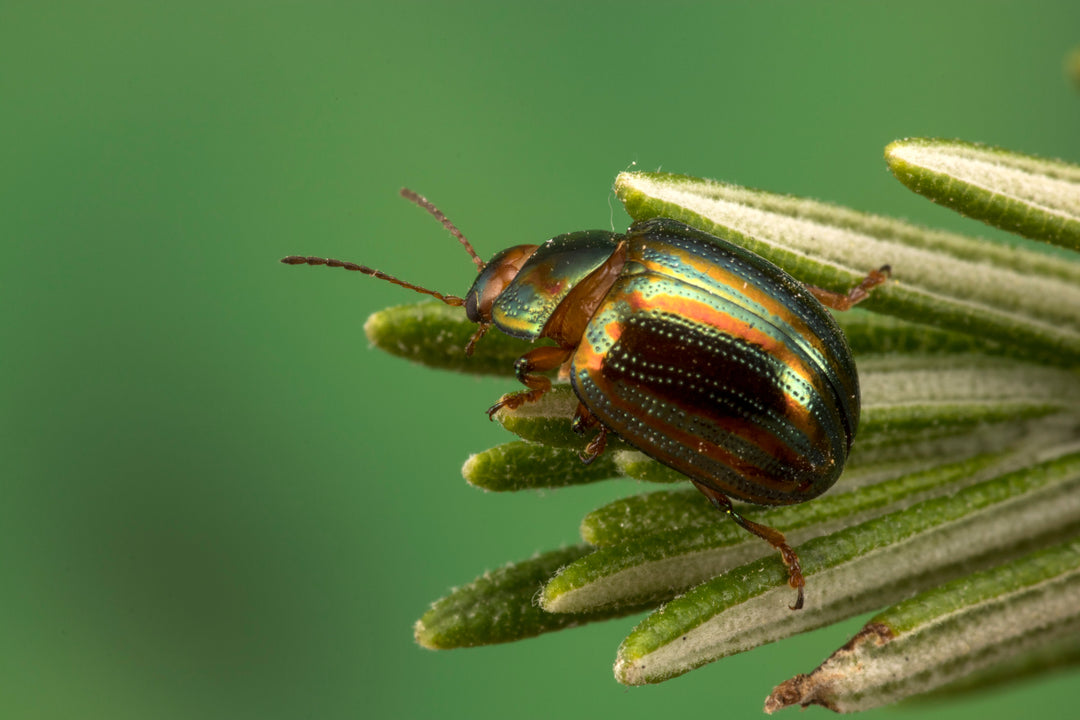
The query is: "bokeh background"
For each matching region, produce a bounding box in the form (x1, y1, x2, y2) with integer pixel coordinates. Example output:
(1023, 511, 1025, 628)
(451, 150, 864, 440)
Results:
(5, 3, 1079, 718)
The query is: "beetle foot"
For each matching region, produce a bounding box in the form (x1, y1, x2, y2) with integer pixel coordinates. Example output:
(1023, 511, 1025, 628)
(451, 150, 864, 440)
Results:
(748, 520, 806, 611)
(806, 265, 891, 311)
(579, 425, 608, 465)
(779, 544, 806, 610)
(486, 390, 541, 420)
(486, 396, 513, 420)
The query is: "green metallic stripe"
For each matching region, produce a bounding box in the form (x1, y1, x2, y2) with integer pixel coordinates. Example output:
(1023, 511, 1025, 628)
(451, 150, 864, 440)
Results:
(573, 275, 848, 504)
(616, 259, 851, 458)
(576, 364, 831, 504)
(633, 224, 858, 433)
(627, 220, 859, 436)
(623, 272, 847, 462)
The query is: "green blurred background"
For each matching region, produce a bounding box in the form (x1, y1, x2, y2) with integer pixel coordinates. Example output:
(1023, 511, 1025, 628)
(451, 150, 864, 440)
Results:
(4, 3, 1079, 718)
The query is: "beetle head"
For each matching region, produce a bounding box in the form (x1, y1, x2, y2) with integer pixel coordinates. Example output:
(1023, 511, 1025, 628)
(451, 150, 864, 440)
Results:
(463, 244, 539, 324)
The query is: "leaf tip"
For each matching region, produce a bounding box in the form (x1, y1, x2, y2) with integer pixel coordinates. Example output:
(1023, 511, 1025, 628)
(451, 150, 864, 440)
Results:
(413, 617, 439, 650)
(613, 652, 645, 686)
(883, 137, 922, 178)
(578, 519, 601, 546)
(764, 673, 828, 714)
(460, 452, 482, 487)
(536, 565, 590, 614)
(362, 310, 382, 345)
(613, 169, 641, 191)
(883, 137, 904, 159)
(765, 623, 896, 713)
(536, 582, 561, 613)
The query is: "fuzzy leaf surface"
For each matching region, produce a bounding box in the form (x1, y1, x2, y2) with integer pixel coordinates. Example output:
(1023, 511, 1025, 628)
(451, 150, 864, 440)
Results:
(766, 537, 1080, 713)
(614, 450, 1080, 686)
(885, 138, 1080, 251)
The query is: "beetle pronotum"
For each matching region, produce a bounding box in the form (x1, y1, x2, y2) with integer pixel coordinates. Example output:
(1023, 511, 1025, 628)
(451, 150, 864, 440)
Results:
(283, 188, 889, 610)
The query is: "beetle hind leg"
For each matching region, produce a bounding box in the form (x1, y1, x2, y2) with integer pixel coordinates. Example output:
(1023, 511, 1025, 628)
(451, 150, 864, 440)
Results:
(805, 265, 891, 312)
(486, 346, 573, 419)
(692, 481, 806, 611)
(571, 403, 608, 464)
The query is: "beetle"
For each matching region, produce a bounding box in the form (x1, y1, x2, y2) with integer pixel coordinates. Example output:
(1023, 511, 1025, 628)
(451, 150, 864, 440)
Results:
(283, 188, 889, 610)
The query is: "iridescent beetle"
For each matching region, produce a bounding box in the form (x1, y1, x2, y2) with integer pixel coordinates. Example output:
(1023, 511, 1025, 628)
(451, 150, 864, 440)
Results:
(283, 188, 889, 609)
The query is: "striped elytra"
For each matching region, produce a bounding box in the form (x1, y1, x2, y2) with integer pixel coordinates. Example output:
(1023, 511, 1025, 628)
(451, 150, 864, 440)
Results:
(569, 218, 858, 507)
(282, 189, 889, 609)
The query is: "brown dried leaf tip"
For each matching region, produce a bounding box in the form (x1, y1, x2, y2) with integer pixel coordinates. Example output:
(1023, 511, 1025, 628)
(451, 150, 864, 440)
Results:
(764, 623, 895, 714)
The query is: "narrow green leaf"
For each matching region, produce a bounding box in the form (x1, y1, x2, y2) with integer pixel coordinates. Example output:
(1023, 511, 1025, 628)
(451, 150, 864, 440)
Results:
(543, 453, 1003, 614)
(913, 633, 1080, 701)
(765, 537, 1080, 713)
(609, 451, 685, 486)
(580, 485, 711, 547)
(586, 451, 1007, 548)
(614, 449, 1080, 686)
(364, 302, 534, 375)
(462, 442, 619, 491)
(886, 138, 1080, 251)
(414, 545, 639, 649)
(615, 171, 1080, 366)
(490, 385, 628, 452)
(835, 310, 1001, 357)
(857, 354, 1080, 433)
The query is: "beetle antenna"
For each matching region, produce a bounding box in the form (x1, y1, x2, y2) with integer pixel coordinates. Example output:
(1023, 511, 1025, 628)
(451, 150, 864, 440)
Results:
(400, 188, 486, 273)
(279, 255, 465, 307)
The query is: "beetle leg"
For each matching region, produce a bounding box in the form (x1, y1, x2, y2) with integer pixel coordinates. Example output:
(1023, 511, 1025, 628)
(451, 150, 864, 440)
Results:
(805, 265, 891, 311)
(581, 425, 609, 465)
(692, 481, 806, 611)
(486, 346, 573, 419)
(572, 403, 609, 464)
(464, 323, 491, 357)
(571, 402, 596, 435)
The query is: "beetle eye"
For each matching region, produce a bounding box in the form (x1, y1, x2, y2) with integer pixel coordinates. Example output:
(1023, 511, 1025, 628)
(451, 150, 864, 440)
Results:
(464, 290, 481, 323)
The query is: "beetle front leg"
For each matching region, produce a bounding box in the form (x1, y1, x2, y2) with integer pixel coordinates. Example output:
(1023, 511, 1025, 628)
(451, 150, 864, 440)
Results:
(486, 346, 573, 419)
(805, 265, 891, 311)
(692, 481, 806, 611)
(572, 403, 609, 464)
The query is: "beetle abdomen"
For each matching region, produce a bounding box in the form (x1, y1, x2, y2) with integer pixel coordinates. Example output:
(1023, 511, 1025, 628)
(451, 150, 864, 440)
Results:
(570, 219, 859, 505)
